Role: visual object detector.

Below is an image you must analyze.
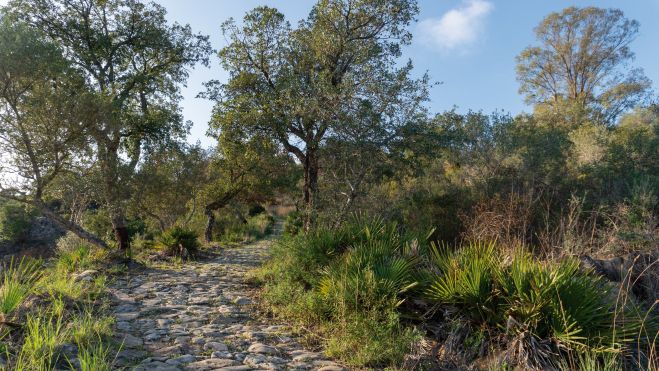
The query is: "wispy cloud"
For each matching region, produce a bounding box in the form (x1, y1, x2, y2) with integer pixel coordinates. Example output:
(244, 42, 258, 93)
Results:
(418, 0, 493, 53)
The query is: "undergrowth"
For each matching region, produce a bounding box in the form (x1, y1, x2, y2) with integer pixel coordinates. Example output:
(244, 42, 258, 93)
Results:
(0, 233, 117, 370)
(255, 216, 426, 367)
(255, 217, 659, 369)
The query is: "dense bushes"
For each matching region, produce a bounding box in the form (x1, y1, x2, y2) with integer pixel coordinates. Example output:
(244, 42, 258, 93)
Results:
(257, 217, 658, 369)
(347, 108, 658, 258)
(257, 217, 425, 366)
(0, 201, 33, 243)
(426, 243, 657, 369)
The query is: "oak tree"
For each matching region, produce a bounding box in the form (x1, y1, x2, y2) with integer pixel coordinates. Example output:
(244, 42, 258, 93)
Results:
(0, 18, 106, 247)
(8, 0, 212, 252)
(208, 0, 426, 230)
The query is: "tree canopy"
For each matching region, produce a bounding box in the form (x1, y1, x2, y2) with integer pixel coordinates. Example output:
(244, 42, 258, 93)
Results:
(516, 7, 651, 125)
(207, 0, 428, 230)
(5, 0, 212, 252)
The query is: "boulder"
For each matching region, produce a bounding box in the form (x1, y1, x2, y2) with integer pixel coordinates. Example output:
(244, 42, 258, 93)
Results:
(580, 252, 658, 307)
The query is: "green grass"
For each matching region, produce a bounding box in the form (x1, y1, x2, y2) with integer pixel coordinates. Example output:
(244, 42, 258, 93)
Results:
(70, 309, 115, 346)
(14, 313, 68, 370)
(324, 308, 420, 366)
(0, 278, 30, 318)
(0, 257, 41, 319)
(76, 341, 116, 371)
(2, 237, 115, 370)
(219, 213, 276, 243)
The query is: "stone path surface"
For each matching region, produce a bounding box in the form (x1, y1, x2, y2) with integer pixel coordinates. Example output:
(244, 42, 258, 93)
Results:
(108, 236, 345, 371)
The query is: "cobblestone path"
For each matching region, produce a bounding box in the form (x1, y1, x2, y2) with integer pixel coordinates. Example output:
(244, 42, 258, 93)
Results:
(109, 235, 345, 371)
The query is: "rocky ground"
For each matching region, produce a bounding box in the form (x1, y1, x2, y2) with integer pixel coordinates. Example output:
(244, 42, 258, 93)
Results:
(109, 236, 345, 371)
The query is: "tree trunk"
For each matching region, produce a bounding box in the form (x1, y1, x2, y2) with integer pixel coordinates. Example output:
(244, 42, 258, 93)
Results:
(38, 205, 108, 249)
(203, 190, 242, 243)
(111, 214, 130, 253)
(204, 206, 215, 243)
(303, 150, 319, 231)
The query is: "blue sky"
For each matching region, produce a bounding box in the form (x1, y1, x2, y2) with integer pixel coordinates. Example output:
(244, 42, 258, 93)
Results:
(153, 0, 659, 147)
(3, 0, 657, 146)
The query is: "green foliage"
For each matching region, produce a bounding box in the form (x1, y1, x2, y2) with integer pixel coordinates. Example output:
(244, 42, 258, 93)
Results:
(426, 242, 498, 323)
(130, 233, 156, 251)
(216, 213, 275, 243)
(0, 201, 33, 242)
(325, 309, 420, 367)
(0, 234, 114, 369)
(211, 0, 426, 227)
(425, 243, 656, 367)
(0, 257, 41, 318)
(516, 6, 650, 124)
(70, 310, 114, 346)
(56, 248, 90, 274)
(318, 227, 419, 312)
(283, 211, 304, 236)
(257, 217, 425, 366)
(156, 226, 200, 258)
(55, 238, 94, 274)
(76, 342, 116, 371)
(80, 209, 114, 242)
(14, 313, 68, 371)
(559, 350, 621, 371)
(132, 144, 207, 231)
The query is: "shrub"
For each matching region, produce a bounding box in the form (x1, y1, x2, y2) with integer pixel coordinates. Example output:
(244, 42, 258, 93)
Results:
(156, 226, 200, 258)
(0, 201, 33, 242)
(318, 239, 418, 313)
(248, 204, 266, 216)
(260, 226, 349, 288)
(258, 216, 426, 367)
(426, 242, 499, 324)
(425, 243, 656, 369)
(55, 233, 107, 274)
(131, 232, 155, 251)
(80, 209, 113, 242)
(283, 211, 303, 236)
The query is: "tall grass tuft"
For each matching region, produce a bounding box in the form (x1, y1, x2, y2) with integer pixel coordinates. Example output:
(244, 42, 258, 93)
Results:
(14, 313, 68, 370)
(76, 341, 116, 371)
(0, 257, 41, 320)
(70, 308, 114, 346)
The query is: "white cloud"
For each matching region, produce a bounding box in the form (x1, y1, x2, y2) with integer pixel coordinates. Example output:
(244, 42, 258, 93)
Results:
(418, 0, 493, 52)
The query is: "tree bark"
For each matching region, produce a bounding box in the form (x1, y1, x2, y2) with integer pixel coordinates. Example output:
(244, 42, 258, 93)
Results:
(204, 206, 215, 243)
(302, 149, 319, 232)
(203, 189, 243, 243)
(111, 214, 130, 253)
(38, 204, 108, 249)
